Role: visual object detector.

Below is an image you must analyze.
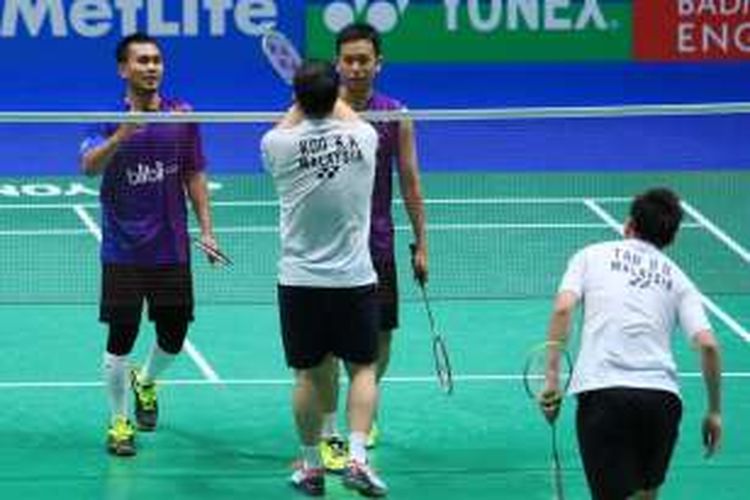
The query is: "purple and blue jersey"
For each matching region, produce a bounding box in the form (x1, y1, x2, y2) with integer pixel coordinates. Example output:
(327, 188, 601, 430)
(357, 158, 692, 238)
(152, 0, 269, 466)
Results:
(366, 92, 403, 262)
(80, 98, 205, 265)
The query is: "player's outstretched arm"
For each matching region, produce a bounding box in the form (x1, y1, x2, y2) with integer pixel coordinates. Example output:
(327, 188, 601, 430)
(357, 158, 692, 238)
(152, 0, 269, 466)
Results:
(694, 329, 722, 457)
(81, 124, 140, 176)
(397, 117, 428, 284)
(186, 170, 217, 257)
(541, 291, 577, 423)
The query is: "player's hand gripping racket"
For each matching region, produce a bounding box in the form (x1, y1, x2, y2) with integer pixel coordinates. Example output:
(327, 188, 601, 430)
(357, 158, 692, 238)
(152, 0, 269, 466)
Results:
(410, 243, 453, 395)
(523, 341, 573, 500)
(193, 238, 233, 267)
(261, 28, 302, 86)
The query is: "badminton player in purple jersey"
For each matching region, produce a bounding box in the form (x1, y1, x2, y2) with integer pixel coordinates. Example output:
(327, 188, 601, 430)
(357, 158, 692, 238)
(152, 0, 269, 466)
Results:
(318, 22, 429, 469)
(80, 33, 218, 457)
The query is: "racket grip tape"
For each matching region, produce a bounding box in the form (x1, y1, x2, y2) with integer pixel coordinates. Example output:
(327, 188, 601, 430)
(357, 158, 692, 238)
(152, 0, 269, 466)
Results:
(408, 242, 426, 286)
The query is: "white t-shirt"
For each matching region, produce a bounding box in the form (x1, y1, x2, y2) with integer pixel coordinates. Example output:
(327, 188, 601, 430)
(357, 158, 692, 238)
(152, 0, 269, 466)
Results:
(559, 238, 711, 397)
(261, 117, 379, 287)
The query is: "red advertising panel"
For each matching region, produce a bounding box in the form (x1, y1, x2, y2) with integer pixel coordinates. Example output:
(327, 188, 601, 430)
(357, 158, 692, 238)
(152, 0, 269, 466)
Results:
(635, 0, 750, 60)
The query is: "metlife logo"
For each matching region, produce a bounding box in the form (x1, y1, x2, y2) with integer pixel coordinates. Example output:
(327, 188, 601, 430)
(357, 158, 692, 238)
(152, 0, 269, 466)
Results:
(0, 0, 279, 38)
(307, 0, 631, 62)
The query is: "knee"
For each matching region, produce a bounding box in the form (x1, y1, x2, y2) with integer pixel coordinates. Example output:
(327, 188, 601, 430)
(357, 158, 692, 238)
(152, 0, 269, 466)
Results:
(106, 323, 139, 356)
(155, 319, 189, 354)
(297, 357, 337, 390)
(633, 489, 658, 500)
(347, 362, 377, 383)
(378, 329, 393, 349)
(295, 370, 318, 393)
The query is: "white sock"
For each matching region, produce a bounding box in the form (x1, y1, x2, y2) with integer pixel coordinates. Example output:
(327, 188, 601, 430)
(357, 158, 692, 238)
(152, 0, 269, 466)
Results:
(321, 412, 340, 439)
(349, 431, 368, 464)
(103, 352, 128, 423)
(301, 445, 322, 469)
(140, 343, 176, 384)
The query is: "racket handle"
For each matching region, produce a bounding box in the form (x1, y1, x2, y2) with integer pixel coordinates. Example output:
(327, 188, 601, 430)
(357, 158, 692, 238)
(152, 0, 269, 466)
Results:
(409, 242, 427, 286)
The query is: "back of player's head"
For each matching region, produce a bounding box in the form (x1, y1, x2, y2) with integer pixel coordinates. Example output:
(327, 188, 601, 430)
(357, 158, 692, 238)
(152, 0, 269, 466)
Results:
(629, 188, 683, 249)
(293, 59, 340, 119)
(116, 32, 160, 63)
(336, 22, 382, 55)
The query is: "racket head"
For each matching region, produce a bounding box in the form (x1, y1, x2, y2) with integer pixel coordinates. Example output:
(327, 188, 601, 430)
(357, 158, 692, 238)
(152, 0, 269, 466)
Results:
(261, 29, 302, 86)
(192, 238, 233, 267)
(522, 341, 573, 403)
(410, 254, 454, 395)
(432, 334, 454, 394)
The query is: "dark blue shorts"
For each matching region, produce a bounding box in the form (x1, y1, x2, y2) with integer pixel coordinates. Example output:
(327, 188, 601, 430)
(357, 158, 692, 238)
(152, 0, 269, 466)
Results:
(373, 257, 398, 332)
(278, 284, 379, 369)
(100, 264, 194, 325)
(576, 387, 682, 500)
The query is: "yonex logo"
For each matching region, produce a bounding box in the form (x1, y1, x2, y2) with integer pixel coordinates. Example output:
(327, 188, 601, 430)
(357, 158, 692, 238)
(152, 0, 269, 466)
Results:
(323, 0, 410, 34)
(307, 0, 628, 62)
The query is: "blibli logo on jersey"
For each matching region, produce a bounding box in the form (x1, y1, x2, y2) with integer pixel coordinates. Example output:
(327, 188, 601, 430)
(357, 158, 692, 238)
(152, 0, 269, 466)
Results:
(323, 0, 410, 33)
(126, 162, 170, 186)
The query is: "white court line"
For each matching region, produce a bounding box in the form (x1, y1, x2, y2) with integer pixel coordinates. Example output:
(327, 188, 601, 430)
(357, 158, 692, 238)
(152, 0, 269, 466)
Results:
(71, 204, 222, 382)
(211, 197, 636, 207)
(207, 223, 624, 233)
(583, 199, 750, 342)
(679, 200, 750, 341)
(681, 200, 750, 264)
(0, 222, 703, 238)
(1, 371, 749, 390)
(182, 342, 221, 383)
(583, 199, 623, 231)
(0, 229, 91, 236)
(73, 205, 102, 240)
(406, 223, 692, 231)
(402, 197, 633, 205)
(0, 196, 634, 210)
(0, 202, 99, 209)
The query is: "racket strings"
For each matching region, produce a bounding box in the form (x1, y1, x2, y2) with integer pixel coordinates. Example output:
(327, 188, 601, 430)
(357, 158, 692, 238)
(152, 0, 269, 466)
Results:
(433, 337, 453, 393)
(417, 281, 454, 395)
(523, 343, 573, 401)
(268, 43, 292, 60)
(262, 30, 302, 85)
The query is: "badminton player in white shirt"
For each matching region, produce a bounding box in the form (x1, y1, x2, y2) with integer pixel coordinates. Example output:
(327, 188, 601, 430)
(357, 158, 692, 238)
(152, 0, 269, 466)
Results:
(541, 188, 722, 500)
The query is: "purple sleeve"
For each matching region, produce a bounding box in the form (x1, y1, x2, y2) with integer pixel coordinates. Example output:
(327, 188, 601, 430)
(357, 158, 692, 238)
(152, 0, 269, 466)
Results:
(189, 122, 206, 173)
(173, 100, 205, 173)
(79, 123, 110, 158)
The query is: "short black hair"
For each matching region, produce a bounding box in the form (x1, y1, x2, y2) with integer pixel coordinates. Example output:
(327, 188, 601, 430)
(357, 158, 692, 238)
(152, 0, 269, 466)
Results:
(116, 32, 160, 63)
(293, 59, 340, 119)
(629, 188, 683, 249)
(336, 22, 381, 56)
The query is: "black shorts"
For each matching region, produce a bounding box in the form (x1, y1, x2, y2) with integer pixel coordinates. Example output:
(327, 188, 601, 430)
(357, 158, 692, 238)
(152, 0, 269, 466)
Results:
(100, 264, 194, 325)
(278, 284, 379, 369)
(576, 388, 683, 500)
(373, 257, 398, 332)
